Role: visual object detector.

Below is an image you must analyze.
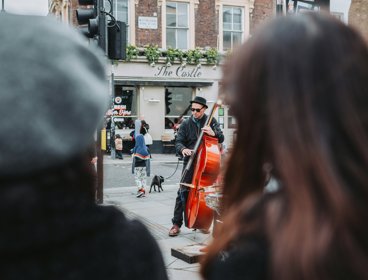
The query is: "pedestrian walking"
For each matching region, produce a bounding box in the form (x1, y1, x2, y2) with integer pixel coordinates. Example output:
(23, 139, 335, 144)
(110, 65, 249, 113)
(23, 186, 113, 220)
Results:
(114, 134, 124, 159)
(132, 126, 151, 198)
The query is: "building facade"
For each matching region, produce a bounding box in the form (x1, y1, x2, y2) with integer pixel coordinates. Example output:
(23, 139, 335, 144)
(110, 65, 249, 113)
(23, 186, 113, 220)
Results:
(49, 0, 358, 153)
(106, 0, 253, 152)
(49, 0, 254, 152)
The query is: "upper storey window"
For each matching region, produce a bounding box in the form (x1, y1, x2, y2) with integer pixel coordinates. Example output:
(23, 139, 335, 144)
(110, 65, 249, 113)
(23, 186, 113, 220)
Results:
(115, 0, 128, 23)
(166, 2, 189, 49)
(223, 6, 244, 51)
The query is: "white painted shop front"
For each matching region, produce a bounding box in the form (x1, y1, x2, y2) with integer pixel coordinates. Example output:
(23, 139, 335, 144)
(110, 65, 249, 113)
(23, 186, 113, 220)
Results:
(108, 60, 235, 153)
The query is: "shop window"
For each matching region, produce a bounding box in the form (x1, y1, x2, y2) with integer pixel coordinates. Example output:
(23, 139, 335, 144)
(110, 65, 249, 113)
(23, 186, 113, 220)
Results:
(223, 6, 243, 51)
(165, 87, 192, 129)
(166, 2, 189, 49)
(113, 86, 137, 129)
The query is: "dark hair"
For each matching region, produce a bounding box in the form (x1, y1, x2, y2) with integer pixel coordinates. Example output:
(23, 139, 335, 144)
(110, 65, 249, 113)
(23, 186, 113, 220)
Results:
(141, 120, 149, 131)
(202, 13, 368, 280)
(140, 125, 147, 135)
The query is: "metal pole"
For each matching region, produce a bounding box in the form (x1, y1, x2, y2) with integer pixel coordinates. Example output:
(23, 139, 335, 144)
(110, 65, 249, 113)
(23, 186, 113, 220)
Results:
(110, 72, 116, 159)
(1, 0, 5, 12)
(96, 124, 104, 204)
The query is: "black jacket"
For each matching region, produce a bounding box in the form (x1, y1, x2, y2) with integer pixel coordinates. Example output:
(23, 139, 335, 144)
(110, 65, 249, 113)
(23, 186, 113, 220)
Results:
(175, 115, 224, 159)
(0, 197, 168, 280)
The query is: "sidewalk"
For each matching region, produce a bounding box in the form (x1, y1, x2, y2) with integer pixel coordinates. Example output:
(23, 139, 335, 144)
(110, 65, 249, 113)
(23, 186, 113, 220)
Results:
(103, 153, 179, 164)
(103, 154, 212, 280)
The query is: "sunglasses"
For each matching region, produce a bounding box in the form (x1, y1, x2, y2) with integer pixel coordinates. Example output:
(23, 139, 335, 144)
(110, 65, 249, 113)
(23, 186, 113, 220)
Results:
(191, 107, 204, 112)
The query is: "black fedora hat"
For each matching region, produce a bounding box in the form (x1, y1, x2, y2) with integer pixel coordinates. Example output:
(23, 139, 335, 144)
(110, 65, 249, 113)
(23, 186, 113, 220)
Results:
(190, 96, 208, 108)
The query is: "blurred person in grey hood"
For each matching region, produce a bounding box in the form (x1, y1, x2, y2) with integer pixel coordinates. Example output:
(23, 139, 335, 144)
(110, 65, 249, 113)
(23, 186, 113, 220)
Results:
(0, 13, 168, 280)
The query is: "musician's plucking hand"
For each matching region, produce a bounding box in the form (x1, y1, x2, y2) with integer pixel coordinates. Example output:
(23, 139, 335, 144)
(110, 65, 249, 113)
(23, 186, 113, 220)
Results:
(182, 148, 193, 157)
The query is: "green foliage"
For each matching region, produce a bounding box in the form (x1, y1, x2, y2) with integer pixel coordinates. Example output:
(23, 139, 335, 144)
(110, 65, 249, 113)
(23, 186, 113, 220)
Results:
(205, 48, 219, 65)
(165, 48, 185, 64)
(124, 45, 221, 66)
(144, 44, 161, 64)
(186, 48, 203, 65)
(126, 45, 138, 61)
(175, 49, 185, 63)
(165, 48, 176, 64)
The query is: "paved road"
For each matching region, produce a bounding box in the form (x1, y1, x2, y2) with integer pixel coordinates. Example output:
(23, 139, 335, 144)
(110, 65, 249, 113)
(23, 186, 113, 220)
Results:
(103, 155, 184, 189)
(102, 154, 208, 280)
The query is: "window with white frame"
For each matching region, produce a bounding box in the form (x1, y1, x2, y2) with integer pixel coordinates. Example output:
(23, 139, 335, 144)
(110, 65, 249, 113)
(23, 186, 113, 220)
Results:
(223, 6, 243, 51)
(165, 87, 192, 129)
(166, 2, 189, 49)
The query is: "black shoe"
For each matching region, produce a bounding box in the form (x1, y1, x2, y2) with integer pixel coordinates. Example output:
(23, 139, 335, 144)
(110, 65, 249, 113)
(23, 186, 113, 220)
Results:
(169, 224, 180, 236)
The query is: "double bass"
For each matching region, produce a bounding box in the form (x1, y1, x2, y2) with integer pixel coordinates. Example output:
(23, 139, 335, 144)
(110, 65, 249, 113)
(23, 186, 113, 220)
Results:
(181, 100, 222, 231)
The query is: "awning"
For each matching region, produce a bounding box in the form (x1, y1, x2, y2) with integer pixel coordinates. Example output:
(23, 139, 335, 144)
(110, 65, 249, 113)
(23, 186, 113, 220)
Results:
(114, 78, 214, 87)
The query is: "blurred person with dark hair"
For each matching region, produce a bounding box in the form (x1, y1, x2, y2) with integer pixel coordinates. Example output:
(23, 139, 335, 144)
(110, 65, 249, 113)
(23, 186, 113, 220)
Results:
(0, 13, 167, 280)
(201, 13, 368, 280)
(141, 119, 150, 132)
(141, 120, 153, 149)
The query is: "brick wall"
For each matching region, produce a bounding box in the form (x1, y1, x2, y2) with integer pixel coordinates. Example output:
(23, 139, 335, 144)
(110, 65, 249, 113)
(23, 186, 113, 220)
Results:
(250, 0, 275, 34)
(68, 0, 278, 50)
(349, 0, 368, 44)
(70, 0, 79, 26)
(195, 0, 218, 48)
(135, 0, 161, 47)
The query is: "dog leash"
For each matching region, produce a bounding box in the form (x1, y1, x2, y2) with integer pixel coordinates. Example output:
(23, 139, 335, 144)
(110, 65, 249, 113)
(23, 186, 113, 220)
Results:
(165, 157, 182, 180)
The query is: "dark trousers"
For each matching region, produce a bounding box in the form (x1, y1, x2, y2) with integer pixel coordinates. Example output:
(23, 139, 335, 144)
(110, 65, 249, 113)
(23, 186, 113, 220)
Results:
(171, 160, 194, 228)
(115, 150, 123, 159)
(172, 187, 189, 227)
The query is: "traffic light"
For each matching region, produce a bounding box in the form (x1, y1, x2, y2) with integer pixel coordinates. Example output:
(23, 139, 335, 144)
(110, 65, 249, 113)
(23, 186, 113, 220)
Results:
(76, 0, 99, 38)
(108, 21, 127, 60)
(165, 89, 172, 114)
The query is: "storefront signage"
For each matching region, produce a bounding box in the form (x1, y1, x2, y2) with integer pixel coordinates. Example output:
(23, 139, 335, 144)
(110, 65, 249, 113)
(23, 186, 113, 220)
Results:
(154, 65, 202, 78)
(113, 90, 133, 116)
(113, 105, 132, 116)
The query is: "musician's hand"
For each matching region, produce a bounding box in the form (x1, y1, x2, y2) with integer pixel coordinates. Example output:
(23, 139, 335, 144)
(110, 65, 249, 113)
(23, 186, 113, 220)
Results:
(182, 148, 192, 157)
(202, 125, 215, 137)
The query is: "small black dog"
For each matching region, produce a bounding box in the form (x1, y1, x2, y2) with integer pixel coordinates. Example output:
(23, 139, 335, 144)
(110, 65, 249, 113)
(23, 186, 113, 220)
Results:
(149, 175, 164, 193)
